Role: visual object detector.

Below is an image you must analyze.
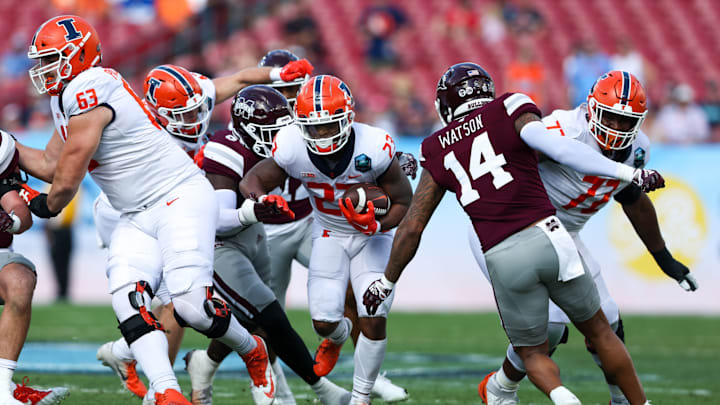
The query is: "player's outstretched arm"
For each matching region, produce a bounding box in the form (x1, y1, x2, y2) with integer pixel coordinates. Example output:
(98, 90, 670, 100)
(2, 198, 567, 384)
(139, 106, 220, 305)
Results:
(213, 59, 313, 103)
(16, 129, 64, 183)
(363, 169, 444, 315)
(376, 158, 413, 231)
(46, 106, 109, 212)
(515, 113, 664, 192)
(620, 189, 699, 291)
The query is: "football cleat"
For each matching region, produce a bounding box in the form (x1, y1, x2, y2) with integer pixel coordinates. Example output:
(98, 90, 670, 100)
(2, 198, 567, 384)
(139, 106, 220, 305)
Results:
(241, 336, 275, 405)
(184, 350, 217, 405)
(13, 377, 69, 405)
(313, 339, 343, 377)
(155, 389, 191, 405)
(478, 372, 518, 405)
(271, 360, 295, 405)
(371, 373, 408, 402)
(96, 341, 148, 398)
(311, 376, 351, 405)
(142, 388, 155, 405)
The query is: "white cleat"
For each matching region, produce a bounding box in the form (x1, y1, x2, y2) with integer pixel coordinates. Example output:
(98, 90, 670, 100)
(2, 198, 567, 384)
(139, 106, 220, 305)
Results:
(485, 391, 519, 405)
(184, 350, 219, 405)
(311, 377, 351, 405)
(141, 388, 155, 405)
(241, 336, 276, 405)
(0, 388, 25, 405)
(370, 373, 408, 402)
(96, 341, 147, 398)
(12, 377, 70, 405)
(271, 360, 295, 405)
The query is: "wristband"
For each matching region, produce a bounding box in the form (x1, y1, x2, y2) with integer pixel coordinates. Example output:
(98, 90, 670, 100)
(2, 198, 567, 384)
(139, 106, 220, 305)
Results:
(8, 213, 21, 233)
(615, 164, 635, 183)
(238, 198, 258, 225)
(380, 275, 395, 289)
(269, 67, 282, 82)
(651, 246, 675, 268)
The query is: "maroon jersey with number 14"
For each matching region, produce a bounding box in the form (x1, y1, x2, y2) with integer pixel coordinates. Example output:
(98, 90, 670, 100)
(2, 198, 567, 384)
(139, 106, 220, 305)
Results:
(420, 92, 556, 251)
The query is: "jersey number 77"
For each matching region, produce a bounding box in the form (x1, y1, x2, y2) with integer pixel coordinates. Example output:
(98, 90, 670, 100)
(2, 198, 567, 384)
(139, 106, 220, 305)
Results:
(443, 131, 514, 206)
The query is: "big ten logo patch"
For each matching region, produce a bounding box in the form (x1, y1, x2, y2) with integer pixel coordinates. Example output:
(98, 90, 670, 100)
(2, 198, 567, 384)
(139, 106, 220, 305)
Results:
(608, 176, 707, 279)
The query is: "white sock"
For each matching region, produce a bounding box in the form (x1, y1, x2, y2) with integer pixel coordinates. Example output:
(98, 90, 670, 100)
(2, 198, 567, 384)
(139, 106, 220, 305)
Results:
(608, 383, 628, 402)
(189, 350, 220, 391)
(352, 333, 386, 402)
(0, 359, 16, 395)
(495, 367, 520, 391)
(506, 344, 527, 373)
(129, 330, 180, 393)
(272, 359, 295, 402)
(217, 316, 256, 355)
(112, 337, 134, 361)
(549, 386, 581, 405)
(327, 317, 351, 345)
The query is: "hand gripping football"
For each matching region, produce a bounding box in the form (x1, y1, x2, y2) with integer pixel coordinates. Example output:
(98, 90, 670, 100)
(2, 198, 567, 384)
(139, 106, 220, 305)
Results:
(342, 183, 390, 216)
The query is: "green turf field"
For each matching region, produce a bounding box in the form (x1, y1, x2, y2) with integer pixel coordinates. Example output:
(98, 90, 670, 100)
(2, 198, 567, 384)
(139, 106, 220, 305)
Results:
(19, 303, 720, 404)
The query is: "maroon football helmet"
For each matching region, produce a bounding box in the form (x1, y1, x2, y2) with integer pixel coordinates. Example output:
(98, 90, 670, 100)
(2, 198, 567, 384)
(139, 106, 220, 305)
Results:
(258, 49, 307, 105)
(231, 85, 294, 158)
(435, 62, 495, 125)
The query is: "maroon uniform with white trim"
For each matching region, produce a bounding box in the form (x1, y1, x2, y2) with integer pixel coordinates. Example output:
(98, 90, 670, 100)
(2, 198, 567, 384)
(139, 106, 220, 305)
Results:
(420, 92, 555, 251)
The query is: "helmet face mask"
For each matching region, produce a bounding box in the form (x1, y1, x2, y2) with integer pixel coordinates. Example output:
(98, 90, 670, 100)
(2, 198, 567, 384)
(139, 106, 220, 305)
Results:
(294, 75, 355, 156)
(231, 85, 294, 158)
(28, 16, 101, 95)
(157, 93, 211, 140)
(587, 71, 647, 151)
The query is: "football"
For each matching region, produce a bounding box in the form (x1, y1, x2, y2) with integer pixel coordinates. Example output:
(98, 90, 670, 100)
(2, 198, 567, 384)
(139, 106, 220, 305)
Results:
(342, 183, 390, 216)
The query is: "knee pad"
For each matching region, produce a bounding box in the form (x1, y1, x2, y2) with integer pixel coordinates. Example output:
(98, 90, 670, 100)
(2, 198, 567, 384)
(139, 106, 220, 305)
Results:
(116, 281, 164, 345)
(173, 287, 232, 339)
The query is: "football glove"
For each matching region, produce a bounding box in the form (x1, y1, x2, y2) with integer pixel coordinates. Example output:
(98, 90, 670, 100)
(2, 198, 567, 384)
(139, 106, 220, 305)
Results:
(28, 193, 60, 219)
(338, 197, 380, 236)
(280, 59, 314, 82)
(257, 194, 295, 221)
(652, 247, 699, 291)
(396, 151, 418, 179)
(363, 276, 395, 315)
(0, 210, 14, 233)
(631, 169, 665, 193)
(19, 183, 40, 205)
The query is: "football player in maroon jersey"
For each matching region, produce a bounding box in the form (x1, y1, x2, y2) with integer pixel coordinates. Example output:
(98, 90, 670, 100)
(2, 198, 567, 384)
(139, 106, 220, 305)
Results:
(362, 63, 662, 405)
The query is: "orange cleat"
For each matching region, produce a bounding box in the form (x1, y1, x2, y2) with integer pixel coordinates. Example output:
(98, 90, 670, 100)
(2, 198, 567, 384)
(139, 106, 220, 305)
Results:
(13, 376, 70, 404)
(155, 389, 191, 405)
(241, 336, 275, 405)
(96, 341, 148, 398)
(478, 371, 496, 404)
(313, 338, 343, 377)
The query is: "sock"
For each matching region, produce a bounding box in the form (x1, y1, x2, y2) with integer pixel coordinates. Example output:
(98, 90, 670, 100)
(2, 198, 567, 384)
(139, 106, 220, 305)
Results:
(327, 317, 351, 345)
(189, 350, 220, 391)
(217, 316, 256, 355)
(129, 330, 180, 393)
(257, 301, 318, 384)
(495, 367, 520, 391)
(272, 359, 295, 403)
(351, 333, 386, 403)
(549, 386, 581, 405)
(609, 383, 629, 403)
(0, 359, 16, 396)
(112, 337, 134, 361)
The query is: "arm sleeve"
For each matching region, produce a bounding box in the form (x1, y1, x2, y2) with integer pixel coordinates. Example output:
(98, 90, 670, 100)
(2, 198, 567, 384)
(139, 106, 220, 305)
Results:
(215, 189, 244, 233)
(519, 121, 635, 182)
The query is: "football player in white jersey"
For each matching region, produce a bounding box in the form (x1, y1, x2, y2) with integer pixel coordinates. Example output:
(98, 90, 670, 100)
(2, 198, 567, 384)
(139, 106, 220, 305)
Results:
(92, 61, 313, 401)
(473, 71, 697, 405)
(258, 50, 412, 402)
(17, 15, 306, 405)
(241, 75, 413, 405)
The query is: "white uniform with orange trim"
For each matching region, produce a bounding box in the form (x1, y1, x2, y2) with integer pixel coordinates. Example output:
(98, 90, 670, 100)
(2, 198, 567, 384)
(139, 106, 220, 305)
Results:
(52, 66, 217, 296)
(469, 105, 650, 325)
(272, 121, 397, 320)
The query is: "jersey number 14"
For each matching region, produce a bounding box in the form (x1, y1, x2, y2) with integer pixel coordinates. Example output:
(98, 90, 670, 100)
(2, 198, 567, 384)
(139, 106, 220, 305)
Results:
(443, 132, 513, 206)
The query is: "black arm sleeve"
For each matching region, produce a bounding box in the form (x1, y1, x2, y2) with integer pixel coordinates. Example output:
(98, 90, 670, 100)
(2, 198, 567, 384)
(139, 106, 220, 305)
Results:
(614, 183, 642, 205)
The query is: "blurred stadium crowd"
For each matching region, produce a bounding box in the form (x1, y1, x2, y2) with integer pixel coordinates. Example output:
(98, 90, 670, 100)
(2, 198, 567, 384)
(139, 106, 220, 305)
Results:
(0, 0, 719, 143)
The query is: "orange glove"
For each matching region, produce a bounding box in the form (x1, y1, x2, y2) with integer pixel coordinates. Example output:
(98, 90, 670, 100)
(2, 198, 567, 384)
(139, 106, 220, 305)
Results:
(338, 197, 379, 236)
(257, 194, 295, 221)
(19, 184, 40, 205)
(193, 144, 206, 168)
(279, 59, 314, 82)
